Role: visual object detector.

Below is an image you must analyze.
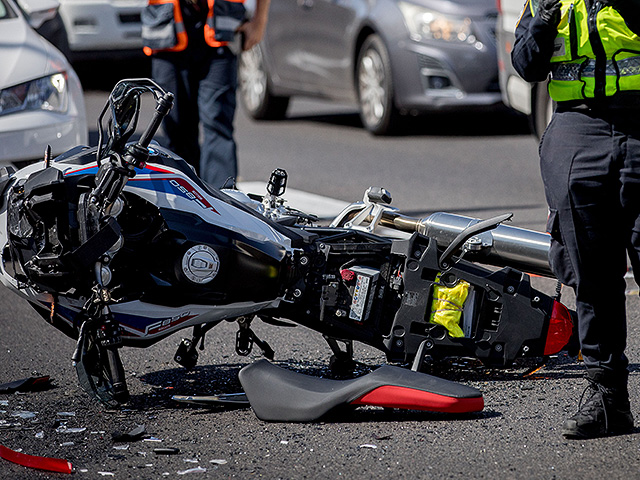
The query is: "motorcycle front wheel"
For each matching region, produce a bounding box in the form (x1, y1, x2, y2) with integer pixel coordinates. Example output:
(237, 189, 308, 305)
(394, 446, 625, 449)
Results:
(75, 331, 129, 407)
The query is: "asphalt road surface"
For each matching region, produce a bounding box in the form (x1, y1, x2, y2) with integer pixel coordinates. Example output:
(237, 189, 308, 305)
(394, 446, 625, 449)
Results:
(0, 59, 639, 479)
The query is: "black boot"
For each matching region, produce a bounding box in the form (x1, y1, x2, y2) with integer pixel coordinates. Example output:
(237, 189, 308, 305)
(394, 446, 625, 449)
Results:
(562, 370, 634, 439)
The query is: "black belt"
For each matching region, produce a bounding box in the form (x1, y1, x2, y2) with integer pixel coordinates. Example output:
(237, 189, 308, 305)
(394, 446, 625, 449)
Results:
(557, 95, 640, 112)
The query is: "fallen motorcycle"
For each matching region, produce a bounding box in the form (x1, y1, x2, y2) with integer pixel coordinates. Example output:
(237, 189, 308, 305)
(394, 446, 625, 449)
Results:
(0, 79, 574, 407)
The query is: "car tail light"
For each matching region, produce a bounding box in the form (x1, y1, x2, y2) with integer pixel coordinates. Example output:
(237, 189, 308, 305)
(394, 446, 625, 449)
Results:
(543, 300, 574, 355)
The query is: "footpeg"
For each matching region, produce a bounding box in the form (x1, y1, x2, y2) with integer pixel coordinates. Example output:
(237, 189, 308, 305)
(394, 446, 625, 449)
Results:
(174, 338, 199, 369)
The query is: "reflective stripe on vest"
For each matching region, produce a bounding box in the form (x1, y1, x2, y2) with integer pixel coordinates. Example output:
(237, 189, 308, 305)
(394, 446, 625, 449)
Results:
(204, 0, 246, 48)
(551, 56, 640, 80)
(143, 0, 188, 55)
(535, 0, 640, 101)
(144, 0, 245, 54)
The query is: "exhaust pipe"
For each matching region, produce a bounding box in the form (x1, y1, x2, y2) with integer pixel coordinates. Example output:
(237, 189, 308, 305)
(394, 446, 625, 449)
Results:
(380, 211, 553, 277)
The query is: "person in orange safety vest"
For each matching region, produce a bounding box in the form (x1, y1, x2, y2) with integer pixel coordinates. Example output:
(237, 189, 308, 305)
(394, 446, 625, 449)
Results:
(142, 0, 271, 188)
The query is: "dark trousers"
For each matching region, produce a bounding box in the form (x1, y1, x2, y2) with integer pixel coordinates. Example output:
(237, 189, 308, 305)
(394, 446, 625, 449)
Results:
(152, 46, 238, 189)
(540, 108, 640, 383)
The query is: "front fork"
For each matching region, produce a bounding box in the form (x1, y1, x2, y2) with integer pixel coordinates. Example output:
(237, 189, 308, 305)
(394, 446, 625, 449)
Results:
(72, 285, 129, 405)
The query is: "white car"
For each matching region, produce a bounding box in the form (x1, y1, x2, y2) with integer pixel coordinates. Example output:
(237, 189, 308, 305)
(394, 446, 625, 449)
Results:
(496, 0, 553, 138)
(57, 0, 146, 59)
(0, 0, 87, 166)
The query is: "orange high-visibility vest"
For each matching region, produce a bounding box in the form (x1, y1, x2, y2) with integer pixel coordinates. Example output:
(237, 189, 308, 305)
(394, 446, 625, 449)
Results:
(143, 0, 245, 56)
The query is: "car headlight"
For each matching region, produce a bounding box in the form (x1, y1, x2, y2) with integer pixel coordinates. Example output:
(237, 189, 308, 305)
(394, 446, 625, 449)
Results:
(0, 73, 68, 116)
(398, 2, 482, 48)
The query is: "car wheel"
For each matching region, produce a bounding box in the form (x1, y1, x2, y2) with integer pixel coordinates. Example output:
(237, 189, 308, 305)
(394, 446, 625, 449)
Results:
(238, 45, 290, 120)
(531, 83, 554, 138)
(356, 35, 399, 135)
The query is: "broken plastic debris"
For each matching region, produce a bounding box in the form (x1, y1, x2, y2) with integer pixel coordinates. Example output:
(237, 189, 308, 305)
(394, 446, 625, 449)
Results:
(56, 426, 87, 434)
(35, 432, 44, 439)
(98, 472, 115, 476)
(113, 445, 130, 450)
(0, 444, 72, 474)
(184, 458, 199, 463)
(56, 412, 76, 417)
(112, 424, 146, 442)
(0, 400, 8, 406)
(0, 376, 52, 394)
(154, 447, 180, 455)
(60, 442, 75, 447)
(144, 437, 163, 442)
(11, 410, 37, 419)
(177, 466, 207, 475)
(0, 420, 22, 429)
(209, 459, 227, 465)
(359, 444, 378, 449)
(171, 393, 249, 407)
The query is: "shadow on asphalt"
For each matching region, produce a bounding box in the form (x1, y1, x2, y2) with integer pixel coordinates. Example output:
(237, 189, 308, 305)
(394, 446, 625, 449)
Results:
(129, 354, 598, 410)
(132, 361, 497, 423)
(285, 107, 531, 137)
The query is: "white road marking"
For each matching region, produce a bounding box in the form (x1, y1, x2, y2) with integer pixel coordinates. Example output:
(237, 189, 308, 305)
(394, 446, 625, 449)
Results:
(237, 181, 350, 220)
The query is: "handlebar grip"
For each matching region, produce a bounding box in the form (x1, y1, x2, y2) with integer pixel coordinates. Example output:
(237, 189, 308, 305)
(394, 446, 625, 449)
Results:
(137, 92, 174, 149)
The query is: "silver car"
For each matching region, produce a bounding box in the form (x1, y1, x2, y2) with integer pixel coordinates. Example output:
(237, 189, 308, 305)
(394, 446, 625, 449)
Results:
(0, 0, 87, 166)
(239, 0, 501, 135)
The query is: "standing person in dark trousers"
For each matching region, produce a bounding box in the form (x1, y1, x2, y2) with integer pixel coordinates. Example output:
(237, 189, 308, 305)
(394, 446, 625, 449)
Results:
(512, 0, 640, 439)
(142, 0, 270, 188)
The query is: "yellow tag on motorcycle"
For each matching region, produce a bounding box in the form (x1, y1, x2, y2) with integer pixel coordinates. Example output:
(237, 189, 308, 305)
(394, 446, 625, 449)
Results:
(429, 274, 469, 338)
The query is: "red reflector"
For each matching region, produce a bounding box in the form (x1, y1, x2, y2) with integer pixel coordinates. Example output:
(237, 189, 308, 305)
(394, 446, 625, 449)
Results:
(544, 300, 574, 355)
(340, 269, 355, 281)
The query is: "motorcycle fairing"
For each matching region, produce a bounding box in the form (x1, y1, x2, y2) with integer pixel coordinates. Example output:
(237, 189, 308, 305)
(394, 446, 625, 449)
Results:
(239, 359, 484, 422)
(58, 158, 296, 253)
(0, 149, 303, 347)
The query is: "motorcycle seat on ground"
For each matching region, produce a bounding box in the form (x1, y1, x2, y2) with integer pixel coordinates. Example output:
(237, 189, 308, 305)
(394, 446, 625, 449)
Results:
(238, 359, 484, 422)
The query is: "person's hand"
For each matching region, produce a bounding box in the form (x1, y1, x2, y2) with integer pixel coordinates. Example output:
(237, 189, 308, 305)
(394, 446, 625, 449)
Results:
(538, 0, 562, 26)
(236, 0, 271, 51)
(236, 18, 266, 51)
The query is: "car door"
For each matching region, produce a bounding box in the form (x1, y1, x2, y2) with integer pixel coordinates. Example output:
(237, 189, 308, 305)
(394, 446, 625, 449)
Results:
(262, 0, 313, 89)
(295, 0, 358, 98)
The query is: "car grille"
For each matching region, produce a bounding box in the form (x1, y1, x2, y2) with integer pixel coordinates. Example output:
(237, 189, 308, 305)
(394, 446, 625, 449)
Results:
(417, 54, 444, 71)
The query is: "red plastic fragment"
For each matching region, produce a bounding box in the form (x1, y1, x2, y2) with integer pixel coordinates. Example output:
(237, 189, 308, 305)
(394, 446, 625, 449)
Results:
(0, 445, 72, 474)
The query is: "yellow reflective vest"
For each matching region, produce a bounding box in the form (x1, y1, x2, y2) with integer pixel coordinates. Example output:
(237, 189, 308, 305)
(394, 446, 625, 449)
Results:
(531, 0, 640, 101)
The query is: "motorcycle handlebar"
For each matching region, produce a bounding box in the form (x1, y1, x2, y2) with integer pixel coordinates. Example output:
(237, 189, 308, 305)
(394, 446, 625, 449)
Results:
(136, 92, 174, 150)
(91, 90, 175, 212)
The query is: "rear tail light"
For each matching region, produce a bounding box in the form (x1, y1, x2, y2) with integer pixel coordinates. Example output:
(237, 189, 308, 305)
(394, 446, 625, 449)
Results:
(543, 300, 574, 355)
